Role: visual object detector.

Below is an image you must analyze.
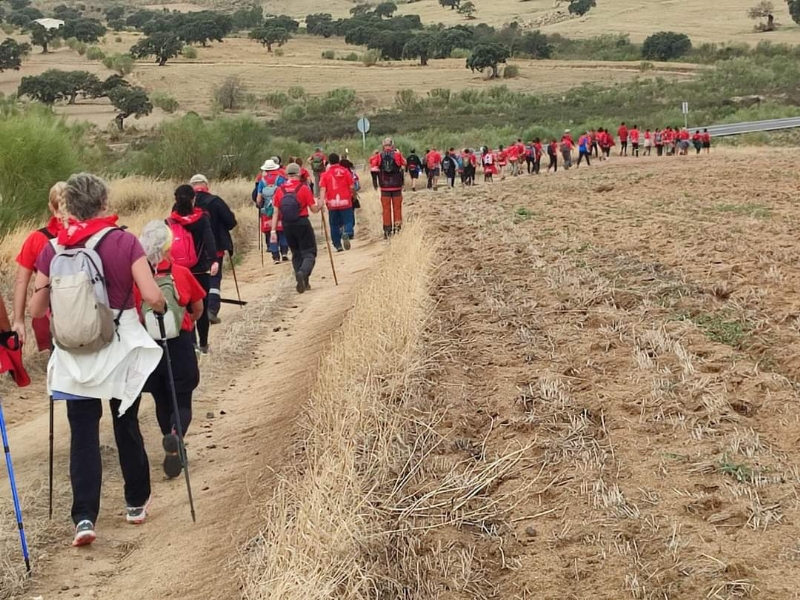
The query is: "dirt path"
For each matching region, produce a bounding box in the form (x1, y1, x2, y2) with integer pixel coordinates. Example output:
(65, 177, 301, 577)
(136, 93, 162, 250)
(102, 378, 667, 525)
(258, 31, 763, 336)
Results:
(2, 220, 384, 600)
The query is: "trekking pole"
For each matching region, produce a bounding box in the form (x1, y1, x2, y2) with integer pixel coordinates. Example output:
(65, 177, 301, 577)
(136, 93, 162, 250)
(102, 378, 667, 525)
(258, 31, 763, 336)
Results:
(0, 400, 32, 576)
(226, 251, 243, 307)
(319, 210, 339, 286)
(48, 395, 53, 519)
(257, 213, 264, 268)
(155, 313, 197, 524)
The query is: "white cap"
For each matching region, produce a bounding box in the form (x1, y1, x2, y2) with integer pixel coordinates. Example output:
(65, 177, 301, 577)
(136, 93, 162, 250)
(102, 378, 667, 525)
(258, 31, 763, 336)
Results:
(189, 174, 208, 185)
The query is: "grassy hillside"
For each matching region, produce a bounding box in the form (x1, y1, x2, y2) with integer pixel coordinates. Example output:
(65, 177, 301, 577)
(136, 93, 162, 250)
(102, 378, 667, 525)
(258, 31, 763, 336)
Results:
(264, 0, 800, 44)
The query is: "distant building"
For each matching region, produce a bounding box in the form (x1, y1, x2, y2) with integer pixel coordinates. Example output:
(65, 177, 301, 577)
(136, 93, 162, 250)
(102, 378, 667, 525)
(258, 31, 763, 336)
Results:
(33, 18, 65, 30)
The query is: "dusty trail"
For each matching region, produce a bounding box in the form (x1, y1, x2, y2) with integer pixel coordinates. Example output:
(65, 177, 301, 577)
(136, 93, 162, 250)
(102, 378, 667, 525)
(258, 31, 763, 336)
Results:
(1, 214, 384, 600)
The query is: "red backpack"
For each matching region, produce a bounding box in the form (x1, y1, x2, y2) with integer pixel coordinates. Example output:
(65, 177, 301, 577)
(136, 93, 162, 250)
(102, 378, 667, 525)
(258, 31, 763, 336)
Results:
(167, 219, 198, 269)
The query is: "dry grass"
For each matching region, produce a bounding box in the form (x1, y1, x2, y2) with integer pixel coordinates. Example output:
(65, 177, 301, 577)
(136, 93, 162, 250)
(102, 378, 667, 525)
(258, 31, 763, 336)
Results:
(0, 32, 696, 124)
(240, 218, 437, 598)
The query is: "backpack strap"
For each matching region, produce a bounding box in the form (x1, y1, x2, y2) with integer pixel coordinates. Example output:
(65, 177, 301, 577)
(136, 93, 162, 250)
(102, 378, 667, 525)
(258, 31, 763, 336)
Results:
(84, 227, 119, 251)
(38, 226, 56, 240)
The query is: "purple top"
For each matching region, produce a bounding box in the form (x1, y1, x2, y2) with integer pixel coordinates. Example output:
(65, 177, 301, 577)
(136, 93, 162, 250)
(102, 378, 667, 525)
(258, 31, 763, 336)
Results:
(36, 229, 146, 310)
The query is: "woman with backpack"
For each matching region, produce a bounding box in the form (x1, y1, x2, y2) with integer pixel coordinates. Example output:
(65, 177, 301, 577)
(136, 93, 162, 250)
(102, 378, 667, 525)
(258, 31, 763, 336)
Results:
(29, 173, 166, 547)
(12, 181, 66, 351)
(257, 160, 289, 265)
(170, 185, 218, 355)
(138, 220, 206, 479)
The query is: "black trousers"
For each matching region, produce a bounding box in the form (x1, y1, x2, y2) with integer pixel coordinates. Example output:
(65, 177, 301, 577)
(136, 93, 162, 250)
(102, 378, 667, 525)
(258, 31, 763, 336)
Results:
(67, 397, 151, 525)
(192, 272, 210, 347)
(283, 217, 317, 277)
(578, 150, 591, 166)
(371, 172, 379, 190)
(547, 154, 557, 172)
(144, 330, 199, 436)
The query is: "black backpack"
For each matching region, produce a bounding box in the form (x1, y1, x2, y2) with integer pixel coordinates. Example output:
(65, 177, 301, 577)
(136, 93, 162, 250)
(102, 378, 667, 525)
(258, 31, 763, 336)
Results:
(280, 189, 302, 223)
(381, 151, 400, 174)
(407, 153, 420, 168)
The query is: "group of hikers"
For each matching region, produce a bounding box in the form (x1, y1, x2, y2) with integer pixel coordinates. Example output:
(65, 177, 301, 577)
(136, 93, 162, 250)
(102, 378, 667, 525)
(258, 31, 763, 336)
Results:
(6, 173, 237, 547)
(365, 123, 713, 189)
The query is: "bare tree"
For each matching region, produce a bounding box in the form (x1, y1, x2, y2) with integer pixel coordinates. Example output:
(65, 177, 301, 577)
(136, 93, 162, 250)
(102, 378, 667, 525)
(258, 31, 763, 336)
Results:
(748, 0, 778, 31)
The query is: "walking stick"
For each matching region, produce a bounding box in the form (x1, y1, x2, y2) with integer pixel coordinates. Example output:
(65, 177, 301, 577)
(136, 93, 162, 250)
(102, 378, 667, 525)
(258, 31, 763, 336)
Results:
(226, 251, 243, 307)
(257, 212, 263, 268)
(48, 395, 53, 519)
(0, 400, 32, 576)
(319, 210, 339, 286)
(155, 314, 196, 524)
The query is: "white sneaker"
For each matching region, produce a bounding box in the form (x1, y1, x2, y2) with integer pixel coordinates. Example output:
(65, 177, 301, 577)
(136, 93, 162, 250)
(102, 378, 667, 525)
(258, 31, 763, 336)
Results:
(126, 496, 152, 525)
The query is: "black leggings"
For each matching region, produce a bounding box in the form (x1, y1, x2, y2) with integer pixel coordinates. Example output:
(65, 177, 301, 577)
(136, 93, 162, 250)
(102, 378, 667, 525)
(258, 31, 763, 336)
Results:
(144, 330, 199, 436)
(67, 397, 150, 524)
(547, 154, 557, 172)
(192, 272, 210, 347)
(578, 150, 590, 166)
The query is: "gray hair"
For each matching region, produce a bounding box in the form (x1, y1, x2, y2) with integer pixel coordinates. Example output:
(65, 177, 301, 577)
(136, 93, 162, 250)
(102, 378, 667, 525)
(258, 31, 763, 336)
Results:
(64, 173, 108, 221)
(139, 220, 173, 267)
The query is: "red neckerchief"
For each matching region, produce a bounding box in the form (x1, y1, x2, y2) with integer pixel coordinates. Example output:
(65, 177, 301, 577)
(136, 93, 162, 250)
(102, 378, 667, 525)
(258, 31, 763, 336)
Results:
(170, 207, 203, 225)
(57, 215, 119, 246)
(193, 184, 210, 193)
(45, 216, 62, 237)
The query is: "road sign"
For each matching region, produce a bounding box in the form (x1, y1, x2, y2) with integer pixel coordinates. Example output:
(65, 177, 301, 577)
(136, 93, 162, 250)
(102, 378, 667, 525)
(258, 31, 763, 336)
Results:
(357, 117, 371, 134)
(681, 102, 689, 115)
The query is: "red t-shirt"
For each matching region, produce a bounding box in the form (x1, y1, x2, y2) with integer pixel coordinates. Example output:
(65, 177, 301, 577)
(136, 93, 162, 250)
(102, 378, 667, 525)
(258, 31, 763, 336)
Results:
(274, 179, 316, 218)
(320, 165, 355, 210)
(644, 131, 652, 140)
(702, 132, 711, 143)
(618, 126, 629, 141)
(497, 149, 508, 165)
(369, 153, 380, 172)
(630, 129, 640, 143)
(427, 151, 442, 170)
(679, 129, 690, 141)
(16, 217, 60, 271)
(506, 145, 520, 161)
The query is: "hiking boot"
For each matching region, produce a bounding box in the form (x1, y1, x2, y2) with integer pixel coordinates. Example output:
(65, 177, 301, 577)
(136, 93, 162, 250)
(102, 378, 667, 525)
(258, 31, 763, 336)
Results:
(208, 312, 221, 325)
(73, 520, 96, 547)
(342, 233, 351, 250)
(281, 255, 290, 262)
(336, 247, 344, 252)
(199, 345, 209, 355)
(295, 272, 306, 294)
(304, 275, 311, 291)
(162, 433, 182, 479)
(273, 259, 281, 265)
(126, 496, 152, 525)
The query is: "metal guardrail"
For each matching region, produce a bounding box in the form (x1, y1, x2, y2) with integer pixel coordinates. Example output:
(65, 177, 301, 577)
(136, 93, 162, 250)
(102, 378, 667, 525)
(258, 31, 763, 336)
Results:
(698, 117, 800, 137)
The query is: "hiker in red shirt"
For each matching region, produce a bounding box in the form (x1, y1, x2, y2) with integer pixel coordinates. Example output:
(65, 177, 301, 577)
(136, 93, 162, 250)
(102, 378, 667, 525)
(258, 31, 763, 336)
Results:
(427, 147, 442, 190)
(506, 142, 521, 176)
(294, 157, 312, 187)
(630, 125, 640, 157)
(533, 138, 543, 174)
(496, 145, 508, 179)
(137, 219, 205, 479)
(598, 128, 611, 159)
(547, 139, 559, 172)
(577, 132, 591, 167)
(377, 137, 406, 237)
(643, 129, 653, 155)
(702, 128, 712, 153)
(617, 122, 629, 156)
(692, 130, 703, 154)
(482, 146, 498, 181)
(271, 163, 323, 293)
(13, 181, 65, 351)
(679, 128, 691, 155)
(319, 152, 356, 252)
(369, 150, 381, 190)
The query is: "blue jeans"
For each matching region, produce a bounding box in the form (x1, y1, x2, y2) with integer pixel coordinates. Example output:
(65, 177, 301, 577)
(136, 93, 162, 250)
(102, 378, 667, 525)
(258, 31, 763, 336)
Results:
(266, 230, 288, 260)
(329, 208, 355, 250)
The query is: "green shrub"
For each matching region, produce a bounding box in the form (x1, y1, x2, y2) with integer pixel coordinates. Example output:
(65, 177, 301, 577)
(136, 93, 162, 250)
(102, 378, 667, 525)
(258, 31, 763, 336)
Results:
(503, 64, 520, 78)
(103, 53, 135, 75)
(50, 38, 63, 50)
(342, 51, 359, 61)
(321, 49, 335, 59)
(0, 108, 84, 232)
(362, 49, 380, 66)
(288, 86, 306, 100)
(281, 104, 306, 120)
(114, 36, 122, 43)
(151, 91, 179, 113)
(395, 88, 418, 110)
(263, 91, 291, 109)
(275, 48, 284, 57)
(213, 76, 245, 111)
(639, 60, 654, 71)
(449, 48, 471, 59)
(86, 46, 105, 60)
(642, 31, 692, 61)
(0, 24, 16, 35)
(182, 45, 198, 59)
(75, 41, 88, 56)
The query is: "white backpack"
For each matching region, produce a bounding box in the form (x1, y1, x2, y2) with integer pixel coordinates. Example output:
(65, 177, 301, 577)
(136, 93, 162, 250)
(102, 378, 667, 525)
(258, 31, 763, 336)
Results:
(49, 227, 124, 354)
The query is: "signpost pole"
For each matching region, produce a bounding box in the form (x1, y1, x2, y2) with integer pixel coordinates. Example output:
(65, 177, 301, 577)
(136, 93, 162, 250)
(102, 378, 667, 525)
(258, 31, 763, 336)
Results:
(682, 102, 689, 129)
(357, 116, 371, 153)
